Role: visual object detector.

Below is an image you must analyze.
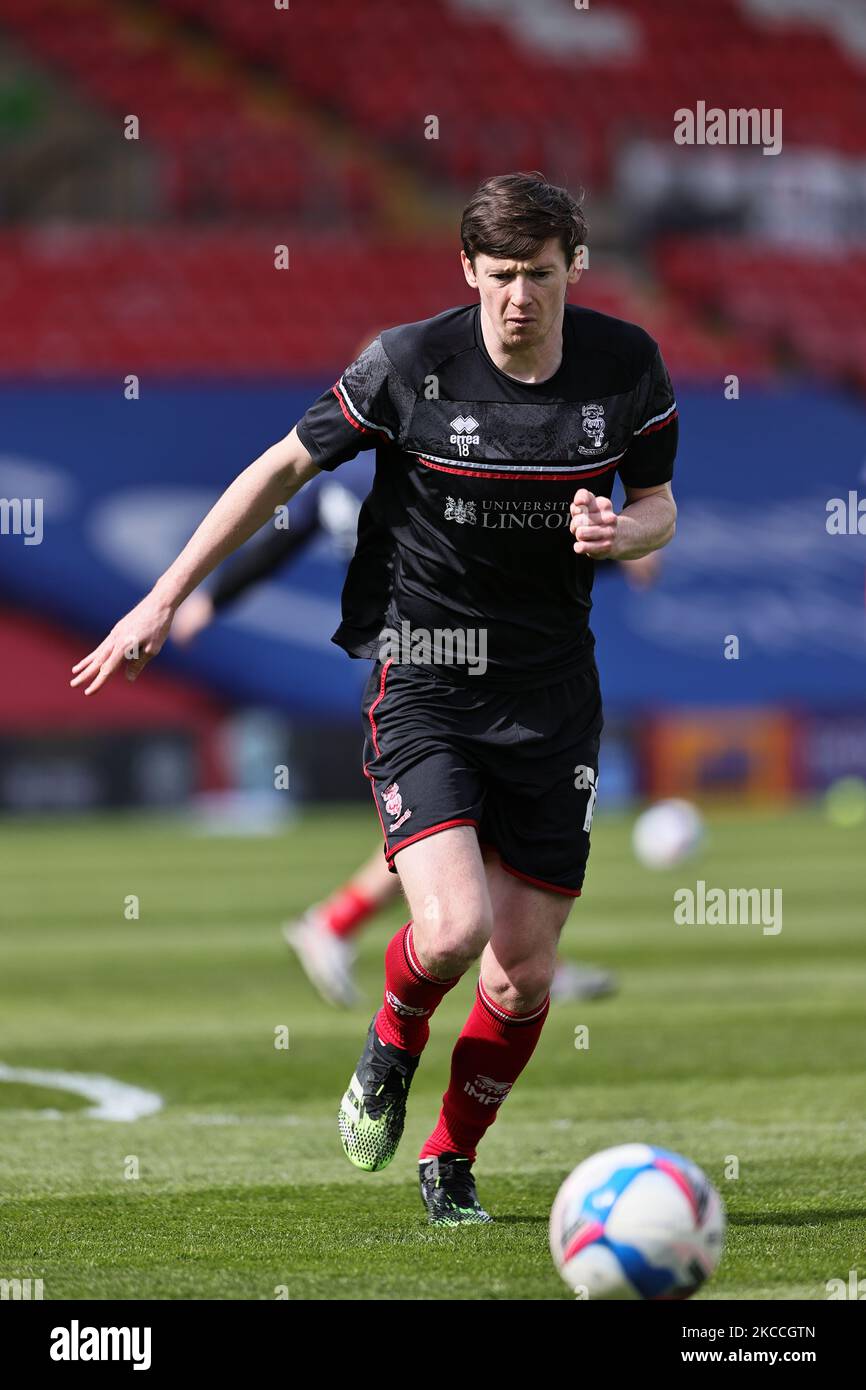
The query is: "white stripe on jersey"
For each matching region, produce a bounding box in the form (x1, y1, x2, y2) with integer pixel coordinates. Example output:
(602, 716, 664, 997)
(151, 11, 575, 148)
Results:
(633, 400, 677, 436)
(336, 378, 396, 441)
(413, 449, 626, 474)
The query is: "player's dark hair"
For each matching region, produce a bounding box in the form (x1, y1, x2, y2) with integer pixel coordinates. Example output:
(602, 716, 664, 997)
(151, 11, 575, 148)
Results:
(461, 172, 587, 268)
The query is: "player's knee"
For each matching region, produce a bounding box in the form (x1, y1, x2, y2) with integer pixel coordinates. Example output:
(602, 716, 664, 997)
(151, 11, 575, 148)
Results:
(416, 903, 491, 975)
(484, 960, 552, 1014)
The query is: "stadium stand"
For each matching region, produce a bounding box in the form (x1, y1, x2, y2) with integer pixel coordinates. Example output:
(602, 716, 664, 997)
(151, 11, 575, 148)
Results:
(657, 240, 866, 390)
(0, 0, 399, 223)
(158, 0, 866, 189)
(0, 227, 771, 377)
(0, 0, 862, 385)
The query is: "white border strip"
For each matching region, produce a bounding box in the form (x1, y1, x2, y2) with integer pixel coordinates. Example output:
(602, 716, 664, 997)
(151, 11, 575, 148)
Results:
(0, 1063, 163, 1122)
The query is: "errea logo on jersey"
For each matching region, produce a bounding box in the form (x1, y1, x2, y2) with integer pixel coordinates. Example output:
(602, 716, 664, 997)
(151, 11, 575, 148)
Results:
(450, 414, 480, 457)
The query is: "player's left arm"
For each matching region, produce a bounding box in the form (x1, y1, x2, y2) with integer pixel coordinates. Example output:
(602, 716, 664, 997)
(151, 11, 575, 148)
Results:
(572, 338, 679, 561)
(569, 481, 676, 561)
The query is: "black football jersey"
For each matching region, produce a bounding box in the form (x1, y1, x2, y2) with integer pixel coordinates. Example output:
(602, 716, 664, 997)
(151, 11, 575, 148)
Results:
(296, 303, 677, 686)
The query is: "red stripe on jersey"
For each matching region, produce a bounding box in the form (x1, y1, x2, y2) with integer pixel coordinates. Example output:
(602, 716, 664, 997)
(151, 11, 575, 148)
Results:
(635, 409, 678, 437)
(331, 383, 391, 440)
(417, 456, 619, 483)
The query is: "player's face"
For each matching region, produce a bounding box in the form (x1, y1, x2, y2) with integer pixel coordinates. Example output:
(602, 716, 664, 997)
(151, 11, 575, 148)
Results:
(461, 238, 581, 351)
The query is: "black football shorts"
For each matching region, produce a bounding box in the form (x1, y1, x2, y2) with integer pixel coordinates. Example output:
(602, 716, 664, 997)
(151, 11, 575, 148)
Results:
(360, 657, 603, 896)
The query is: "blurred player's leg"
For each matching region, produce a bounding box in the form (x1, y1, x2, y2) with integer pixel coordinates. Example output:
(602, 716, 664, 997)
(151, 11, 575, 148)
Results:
(318, 847, 399, 937)
(550, 959, 616, 1002)
(282, 845, 398, 1007)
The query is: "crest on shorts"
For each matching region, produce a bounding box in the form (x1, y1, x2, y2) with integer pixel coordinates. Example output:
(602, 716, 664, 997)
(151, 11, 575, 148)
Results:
(382, 782, 402, 818)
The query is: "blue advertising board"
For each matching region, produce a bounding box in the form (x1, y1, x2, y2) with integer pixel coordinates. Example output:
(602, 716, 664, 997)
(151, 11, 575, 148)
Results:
(1, 380, 864, 716)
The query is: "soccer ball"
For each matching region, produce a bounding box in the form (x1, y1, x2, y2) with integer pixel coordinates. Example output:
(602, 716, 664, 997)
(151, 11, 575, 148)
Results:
(632, 798, 704, 869)
(549, 1143, 725, 1300)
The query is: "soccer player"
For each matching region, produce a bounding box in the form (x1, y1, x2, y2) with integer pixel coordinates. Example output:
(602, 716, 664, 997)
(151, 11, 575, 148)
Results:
(173, 475, 626, 1009)
(71, 172, 678, 1225)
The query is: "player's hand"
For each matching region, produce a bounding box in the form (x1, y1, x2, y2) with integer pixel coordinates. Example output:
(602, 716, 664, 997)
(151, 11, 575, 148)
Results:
(569, 489, 618, 558)
(171, 591, 215, 647)
(69, 593, 175, 695)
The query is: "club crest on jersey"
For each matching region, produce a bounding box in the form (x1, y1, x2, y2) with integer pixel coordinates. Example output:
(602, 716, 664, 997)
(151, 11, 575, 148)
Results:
(444, 496, 477, 525)
(450, 414, 480, 457)
(578, 402, 607, 455)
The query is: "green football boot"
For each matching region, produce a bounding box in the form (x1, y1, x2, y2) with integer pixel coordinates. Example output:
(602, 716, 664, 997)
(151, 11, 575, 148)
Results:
(419, 1153, 493, 1226)
(338, 1018, 420, 1171)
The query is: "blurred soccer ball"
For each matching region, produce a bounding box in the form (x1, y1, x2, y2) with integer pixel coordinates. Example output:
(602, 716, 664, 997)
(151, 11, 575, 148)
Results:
(823, 776, 866, 829)
(632, 798, 704, 869)
(549, 1143, 725, 1300)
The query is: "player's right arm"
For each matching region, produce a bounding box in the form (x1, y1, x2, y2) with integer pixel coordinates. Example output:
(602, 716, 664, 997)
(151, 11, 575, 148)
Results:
(70, 427, 319, 695)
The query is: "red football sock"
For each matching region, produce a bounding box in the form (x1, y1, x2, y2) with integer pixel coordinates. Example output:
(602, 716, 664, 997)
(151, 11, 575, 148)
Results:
(375, 922, 462, 1054)
(317, 883, 377, 939)
(420, 979, 550, 1162)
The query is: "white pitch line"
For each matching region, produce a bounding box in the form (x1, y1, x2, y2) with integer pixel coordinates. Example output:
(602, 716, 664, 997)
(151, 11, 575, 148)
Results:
(0, 1064, 163, 1121)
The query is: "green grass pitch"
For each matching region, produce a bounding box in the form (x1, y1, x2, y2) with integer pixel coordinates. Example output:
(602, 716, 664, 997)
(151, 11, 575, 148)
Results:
(1, 804, 864, 1300)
